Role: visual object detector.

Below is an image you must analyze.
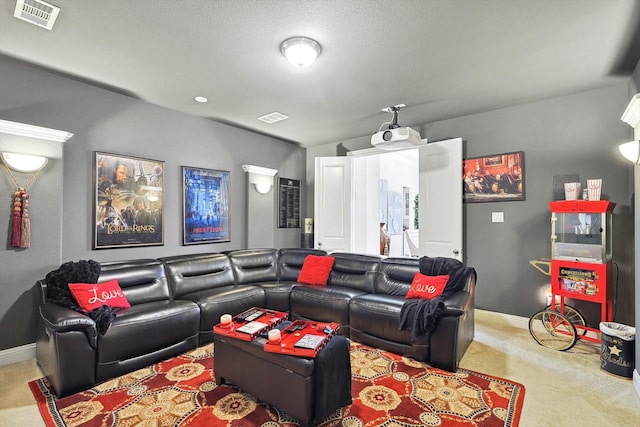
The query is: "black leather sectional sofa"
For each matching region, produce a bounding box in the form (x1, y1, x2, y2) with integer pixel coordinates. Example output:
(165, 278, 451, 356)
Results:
(35, 248, 476, 397)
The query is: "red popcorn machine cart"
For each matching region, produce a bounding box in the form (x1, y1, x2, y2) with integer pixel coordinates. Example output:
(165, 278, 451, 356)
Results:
(529, 200, 616, 351)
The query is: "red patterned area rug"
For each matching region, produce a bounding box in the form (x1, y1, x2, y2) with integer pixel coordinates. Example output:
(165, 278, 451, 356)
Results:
(29, 342, 525, 426)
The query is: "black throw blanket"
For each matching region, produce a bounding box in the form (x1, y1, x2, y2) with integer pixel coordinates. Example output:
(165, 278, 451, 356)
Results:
(45, 260, 117, 335)
(400, 256, 477, 341)
(399, 296, 446, 342)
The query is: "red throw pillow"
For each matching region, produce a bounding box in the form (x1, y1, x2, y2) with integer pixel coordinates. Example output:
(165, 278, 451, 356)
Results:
(68, 279, 131, 312)
(297, 255, 335, 286)
(405, 273, 450, 299)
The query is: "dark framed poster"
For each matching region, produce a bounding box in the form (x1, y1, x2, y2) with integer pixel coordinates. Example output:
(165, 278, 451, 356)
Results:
(463, 151, 525, 203)
(278, 177, 300, 228)
(182, 166, 230, 245)
(94, 152, 164, 249)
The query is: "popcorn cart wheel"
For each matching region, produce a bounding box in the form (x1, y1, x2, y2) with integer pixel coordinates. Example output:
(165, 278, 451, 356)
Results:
(543, 304, 588, 336)
(529, 309, 578, 351)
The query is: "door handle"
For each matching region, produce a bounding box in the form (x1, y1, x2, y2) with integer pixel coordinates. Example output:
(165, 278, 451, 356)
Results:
(453, 249, 459, 255)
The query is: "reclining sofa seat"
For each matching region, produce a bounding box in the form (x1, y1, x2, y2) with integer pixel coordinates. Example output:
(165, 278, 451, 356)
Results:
(349, 257, 476, 371)
(35, 259, 200, 397)
(228, 248, 328, 312)
(289, 252, 381, 335)
(160, 252, 265, 345)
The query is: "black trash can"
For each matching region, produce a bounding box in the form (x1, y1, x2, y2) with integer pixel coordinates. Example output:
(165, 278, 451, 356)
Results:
(600, 322, 636, 378)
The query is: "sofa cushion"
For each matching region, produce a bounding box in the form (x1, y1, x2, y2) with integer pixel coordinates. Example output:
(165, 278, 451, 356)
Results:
(290, 285, 366, 334)
(227, 249, 278, 284)
(179, 285, 266, 344)
(98, 259, 171, 305)
(96, 299, 200, 381)
(68, 279, 130, 312)
(161, 253, 236, 298)
(278, 248, 328, 281)
(298, 255, 334, 286)
(406, 273, 449, 300)
(349, 294, 416, 345)
(327, 253, 381, 293)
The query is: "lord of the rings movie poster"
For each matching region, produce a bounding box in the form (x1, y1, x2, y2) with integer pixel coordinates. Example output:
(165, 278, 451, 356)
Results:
(182, 166, 230, 245)
(94, 152, 164, 249)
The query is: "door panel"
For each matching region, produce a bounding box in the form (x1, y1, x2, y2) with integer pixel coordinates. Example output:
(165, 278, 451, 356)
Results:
(314, 157, 352, 252)
(419, 138, 463, 261)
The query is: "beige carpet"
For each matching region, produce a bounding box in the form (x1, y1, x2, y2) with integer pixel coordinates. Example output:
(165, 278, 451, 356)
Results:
(1, 309, 638, 427)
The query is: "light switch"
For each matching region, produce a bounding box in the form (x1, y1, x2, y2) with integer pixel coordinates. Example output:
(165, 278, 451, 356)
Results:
(492, 212, 504, 223)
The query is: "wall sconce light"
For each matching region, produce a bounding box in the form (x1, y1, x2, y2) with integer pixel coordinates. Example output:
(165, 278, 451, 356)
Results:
(619, 140, 640, 164)
(0, 119, 73, 172)
(620, 94, 640, 164)
(280, 36, 322, 68)
(1, 152, 48, 172)
(0, 119, 73, 248)
(242, 164, 278, 195)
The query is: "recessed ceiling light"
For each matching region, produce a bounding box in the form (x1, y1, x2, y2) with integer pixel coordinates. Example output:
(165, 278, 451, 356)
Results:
(194, 96, 208, 103)
(257, 112, 289, 124)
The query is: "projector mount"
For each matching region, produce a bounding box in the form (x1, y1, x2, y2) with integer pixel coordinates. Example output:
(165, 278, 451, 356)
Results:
(379, 103, 406, 131)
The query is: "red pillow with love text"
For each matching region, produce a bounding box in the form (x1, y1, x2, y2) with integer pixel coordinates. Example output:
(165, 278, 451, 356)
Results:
(297, 255, 335, 286)
(68, 279, 130, 312)
(405, 273, 450, 300)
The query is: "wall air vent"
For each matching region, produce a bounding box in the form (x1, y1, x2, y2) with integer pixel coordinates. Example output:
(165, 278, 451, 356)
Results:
(14, 0, 60, 30)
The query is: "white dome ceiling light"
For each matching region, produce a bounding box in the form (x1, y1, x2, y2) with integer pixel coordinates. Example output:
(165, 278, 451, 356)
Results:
(280, 37, 322, 68)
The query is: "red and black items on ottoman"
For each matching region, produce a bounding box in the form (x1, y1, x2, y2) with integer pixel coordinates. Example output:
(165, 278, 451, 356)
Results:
(213, 307, 288, 341)
(213, 309, 352, 427)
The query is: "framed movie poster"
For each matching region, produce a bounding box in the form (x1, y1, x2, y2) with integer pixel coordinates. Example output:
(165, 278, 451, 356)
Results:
(183, 166, 230, 245)
(94, 152, 164, 248)
(463, 151, 525, 203)
(278, 177, 300, 228)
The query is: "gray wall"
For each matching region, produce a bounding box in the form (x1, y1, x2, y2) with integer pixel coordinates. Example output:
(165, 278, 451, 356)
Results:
(0, 55, 306, 351)
(307, 83, 635, 326)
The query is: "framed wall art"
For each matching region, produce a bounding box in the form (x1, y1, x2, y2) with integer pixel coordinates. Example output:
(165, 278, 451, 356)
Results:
(94, 152, 164, 248)
(182, 166, 230, 245)
(463, 151, 524, 203)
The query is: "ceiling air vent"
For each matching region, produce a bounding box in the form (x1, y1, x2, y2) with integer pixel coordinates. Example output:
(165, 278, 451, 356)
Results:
(14, 0, 60, 30)
(257, 112, 289, 124)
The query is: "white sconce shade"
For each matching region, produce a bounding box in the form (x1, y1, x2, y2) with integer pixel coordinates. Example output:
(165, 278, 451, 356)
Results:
(254, 182, 272, 194)
(242, 164, 278, 194)
(280, 37, 322, 68)
(619, 140, 640, 164)
(1, 152, 48, 172)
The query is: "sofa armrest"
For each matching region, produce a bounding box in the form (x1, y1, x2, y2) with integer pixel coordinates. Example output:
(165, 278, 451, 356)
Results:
(442, 290, 469, 316)
(39, 302, 98, 348)
(442, 273, 475, 316)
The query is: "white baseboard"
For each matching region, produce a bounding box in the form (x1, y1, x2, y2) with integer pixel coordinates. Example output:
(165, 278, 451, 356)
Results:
(476, 309, 530, 329)
(0, 343, 35, 367)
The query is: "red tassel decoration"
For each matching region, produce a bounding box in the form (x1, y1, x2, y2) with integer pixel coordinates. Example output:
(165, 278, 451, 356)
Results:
(20, 191, 30, 248)
(11, 190, 22, 247)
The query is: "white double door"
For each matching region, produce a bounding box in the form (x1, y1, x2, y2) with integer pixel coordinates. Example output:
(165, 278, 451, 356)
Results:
(314, 137, 463, 261)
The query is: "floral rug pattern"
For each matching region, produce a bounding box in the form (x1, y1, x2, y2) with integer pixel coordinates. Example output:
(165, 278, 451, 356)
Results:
(30, 342, 525, 426)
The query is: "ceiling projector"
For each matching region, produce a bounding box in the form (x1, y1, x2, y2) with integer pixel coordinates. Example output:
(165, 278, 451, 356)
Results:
(371, 126, 424, 150)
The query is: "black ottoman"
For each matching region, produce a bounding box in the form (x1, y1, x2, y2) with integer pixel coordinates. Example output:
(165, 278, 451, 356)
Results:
(213, 334, 352, 427)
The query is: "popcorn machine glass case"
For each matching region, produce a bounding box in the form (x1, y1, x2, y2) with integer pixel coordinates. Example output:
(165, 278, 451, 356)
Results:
(549, 200, 616, 320)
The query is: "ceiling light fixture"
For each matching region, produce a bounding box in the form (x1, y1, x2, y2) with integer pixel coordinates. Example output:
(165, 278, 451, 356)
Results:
(194, 96, 208, 103)
(280, 37, 322, 68)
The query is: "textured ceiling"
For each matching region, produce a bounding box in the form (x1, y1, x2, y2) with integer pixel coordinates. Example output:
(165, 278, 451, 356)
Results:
(0, 0, 639, 147)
